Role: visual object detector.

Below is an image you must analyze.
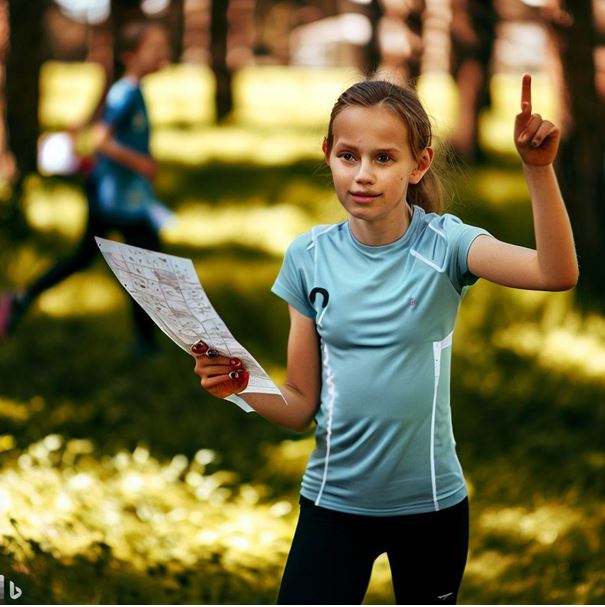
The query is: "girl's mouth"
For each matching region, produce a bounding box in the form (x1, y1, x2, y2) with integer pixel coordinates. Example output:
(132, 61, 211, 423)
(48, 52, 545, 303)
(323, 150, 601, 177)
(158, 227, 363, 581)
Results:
(349, 192, 381, 204)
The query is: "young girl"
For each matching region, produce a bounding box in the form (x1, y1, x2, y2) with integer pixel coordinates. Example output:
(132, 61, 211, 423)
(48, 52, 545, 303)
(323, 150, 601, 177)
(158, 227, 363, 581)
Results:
(0, 21, 173, 355)
(191, 75, 578, 604)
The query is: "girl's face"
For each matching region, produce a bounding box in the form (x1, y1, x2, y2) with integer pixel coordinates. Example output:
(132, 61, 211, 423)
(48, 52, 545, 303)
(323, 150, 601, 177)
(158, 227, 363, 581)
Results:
(125, 26, 169, 77)
(324, 104, 432, 226)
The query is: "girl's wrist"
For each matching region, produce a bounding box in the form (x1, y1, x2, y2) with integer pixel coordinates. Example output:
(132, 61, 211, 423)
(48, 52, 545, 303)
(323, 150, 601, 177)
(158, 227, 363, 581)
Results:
(521, 161, 554, 175)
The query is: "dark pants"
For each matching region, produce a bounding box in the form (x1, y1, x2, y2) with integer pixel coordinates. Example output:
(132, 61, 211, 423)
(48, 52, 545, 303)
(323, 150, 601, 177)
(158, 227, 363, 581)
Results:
(277, 495, 469, 605)
(20, 178, 160, 346)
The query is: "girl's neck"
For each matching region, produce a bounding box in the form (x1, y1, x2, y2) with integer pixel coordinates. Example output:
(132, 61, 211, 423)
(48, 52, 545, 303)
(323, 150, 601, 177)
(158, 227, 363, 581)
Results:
(349, 202, 414, 247)
(122, 70, 141, 83)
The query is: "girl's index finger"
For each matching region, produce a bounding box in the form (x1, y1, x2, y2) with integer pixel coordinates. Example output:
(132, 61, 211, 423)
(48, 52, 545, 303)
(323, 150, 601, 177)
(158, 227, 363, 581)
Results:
(521, 73, 532, 114)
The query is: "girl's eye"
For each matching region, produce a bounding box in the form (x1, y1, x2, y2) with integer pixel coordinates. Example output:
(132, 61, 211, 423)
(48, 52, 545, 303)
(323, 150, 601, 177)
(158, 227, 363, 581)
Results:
(340, 152, 355, 161)
(377, 154, 391, 163)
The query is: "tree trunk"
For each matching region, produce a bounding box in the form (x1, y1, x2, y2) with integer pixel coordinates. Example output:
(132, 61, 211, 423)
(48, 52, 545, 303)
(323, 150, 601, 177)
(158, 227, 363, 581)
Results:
(3, 0, 48, 235)
(210, 0, 232, 122)
(448, 0, 496, 162)
(363, 0, 383, 77)
(167, 0, 185, 63)
(0, 0, 14, 183)
(554, 1, 605, 302)
(5, 0, 46, 182)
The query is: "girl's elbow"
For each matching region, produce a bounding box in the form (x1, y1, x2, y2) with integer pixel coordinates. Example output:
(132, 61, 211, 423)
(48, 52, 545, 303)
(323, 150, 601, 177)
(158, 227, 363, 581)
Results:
(563, 265, 580, 290)
(549, 270, 579, 291)
(564, 273, 579, 291)
(275, 417, 311, 433)
(287, 411, 316, 433)
(289, 421, 313, 434)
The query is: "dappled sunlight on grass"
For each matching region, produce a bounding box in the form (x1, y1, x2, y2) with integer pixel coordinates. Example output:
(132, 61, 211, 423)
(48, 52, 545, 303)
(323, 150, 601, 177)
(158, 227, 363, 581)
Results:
(471, 167, 529, 206)
(479, 502, 582, 546)
(465, 550, 517, 581)
(152, 126, 324, 166)
(0, 437, 294, 575)
(22, 176, 86, 238)
(493, 309, 605, 382)
(464, 498, 605, 603)
(0, 435, 17, 451)
(233, 66, 362, 128)
(39, 62, 104, 129)
(261, 437, 314, 483)
(37, 272, 123, 318)
(163, 201, 314, 255)
(364, 553, 395, 604)
(153, 126, 325, 165)
(0, 431, 399, 602)
(144, 65, 216, 126)
(2, 244, 50, 288)
(476, 287, 605, 381)
(454, 279, 575, 338)
(0, 396, 45, 424)
(416, 71, 458, 135)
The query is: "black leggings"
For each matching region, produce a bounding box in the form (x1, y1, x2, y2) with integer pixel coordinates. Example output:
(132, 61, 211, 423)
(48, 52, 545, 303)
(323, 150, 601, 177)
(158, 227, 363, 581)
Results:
(20, 179, 160, 346)
(277, 495, 469, 605)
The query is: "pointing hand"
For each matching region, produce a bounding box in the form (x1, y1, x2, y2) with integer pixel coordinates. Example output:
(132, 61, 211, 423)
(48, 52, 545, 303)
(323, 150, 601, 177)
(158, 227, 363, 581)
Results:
(514, 74, 560, 167)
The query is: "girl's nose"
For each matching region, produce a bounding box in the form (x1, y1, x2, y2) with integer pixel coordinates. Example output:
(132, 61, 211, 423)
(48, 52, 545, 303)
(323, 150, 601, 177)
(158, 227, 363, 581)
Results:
(355, 160, 375, 184)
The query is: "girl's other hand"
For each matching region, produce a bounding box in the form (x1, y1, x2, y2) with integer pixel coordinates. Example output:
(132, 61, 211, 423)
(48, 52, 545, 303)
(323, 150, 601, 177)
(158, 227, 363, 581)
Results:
(191, 340, 249, 398)
(514, 73, 561, 167)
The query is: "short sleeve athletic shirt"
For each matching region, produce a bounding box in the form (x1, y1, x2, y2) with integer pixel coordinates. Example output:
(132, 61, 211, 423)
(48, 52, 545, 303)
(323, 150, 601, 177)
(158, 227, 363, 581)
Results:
(91, 78, 173, 231)
(95, 78, 150, 182)
(271, 204, 491, 516)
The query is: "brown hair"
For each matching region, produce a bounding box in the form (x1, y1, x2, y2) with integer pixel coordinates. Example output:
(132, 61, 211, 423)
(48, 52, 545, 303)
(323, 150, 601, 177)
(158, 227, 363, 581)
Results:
(116, 21, 161, 57)
(113, 20, 165, 78)
(325, 80, 445, 214)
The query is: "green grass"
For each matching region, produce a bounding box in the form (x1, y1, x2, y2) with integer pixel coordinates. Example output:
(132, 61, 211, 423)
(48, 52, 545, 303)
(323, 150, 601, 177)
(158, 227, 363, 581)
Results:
(1, 154, 604, 604)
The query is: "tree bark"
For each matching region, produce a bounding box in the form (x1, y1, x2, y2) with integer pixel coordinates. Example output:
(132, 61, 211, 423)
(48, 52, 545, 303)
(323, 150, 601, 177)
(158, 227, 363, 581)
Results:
(210, 0, 232, 122)
(5, 0, 46, 182)
(364, 0, 383, 77)
(3, 0, 48, 236)
(553, 1, 605, 301)
(167, 0, 185, 63)
(448, 0, 496, 162)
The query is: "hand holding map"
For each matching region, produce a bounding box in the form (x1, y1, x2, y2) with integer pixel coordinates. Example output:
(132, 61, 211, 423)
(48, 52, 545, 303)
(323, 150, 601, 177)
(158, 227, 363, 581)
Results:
(95, 237, 286, 413)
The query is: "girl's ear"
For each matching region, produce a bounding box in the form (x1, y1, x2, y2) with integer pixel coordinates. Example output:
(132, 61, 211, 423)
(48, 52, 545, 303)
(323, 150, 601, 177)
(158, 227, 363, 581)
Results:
(322, 137, 330, 164)
(408, 147, 434, 184)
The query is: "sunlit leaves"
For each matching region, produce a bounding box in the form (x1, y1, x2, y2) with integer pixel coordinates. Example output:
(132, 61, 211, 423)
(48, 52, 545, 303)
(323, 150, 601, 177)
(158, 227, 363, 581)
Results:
(0, 437, 294, 586)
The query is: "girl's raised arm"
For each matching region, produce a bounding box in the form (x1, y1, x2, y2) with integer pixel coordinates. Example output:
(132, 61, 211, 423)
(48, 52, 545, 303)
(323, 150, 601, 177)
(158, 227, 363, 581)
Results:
(193, 305, 321, 433)
(467, 73, 579, 291)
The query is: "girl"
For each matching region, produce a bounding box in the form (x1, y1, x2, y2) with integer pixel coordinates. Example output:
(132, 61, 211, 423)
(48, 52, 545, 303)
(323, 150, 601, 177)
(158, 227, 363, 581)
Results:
(191, 75, 578, 604)
(0, 21, 173, 355)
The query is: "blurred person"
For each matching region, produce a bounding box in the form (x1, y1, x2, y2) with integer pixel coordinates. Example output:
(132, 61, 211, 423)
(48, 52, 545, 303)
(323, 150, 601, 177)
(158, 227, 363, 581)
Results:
(0, 20, 173, 355)
(191, 75, 577, 603)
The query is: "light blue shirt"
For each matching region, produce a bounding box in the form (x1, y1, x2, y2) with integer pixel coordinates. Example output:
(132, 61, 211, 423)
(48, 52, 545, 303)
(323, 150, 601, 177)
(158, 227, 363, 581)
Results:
(91, 78, 173, 231)
(271, 204, 491, 516)
(102, 79, 151, 160)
